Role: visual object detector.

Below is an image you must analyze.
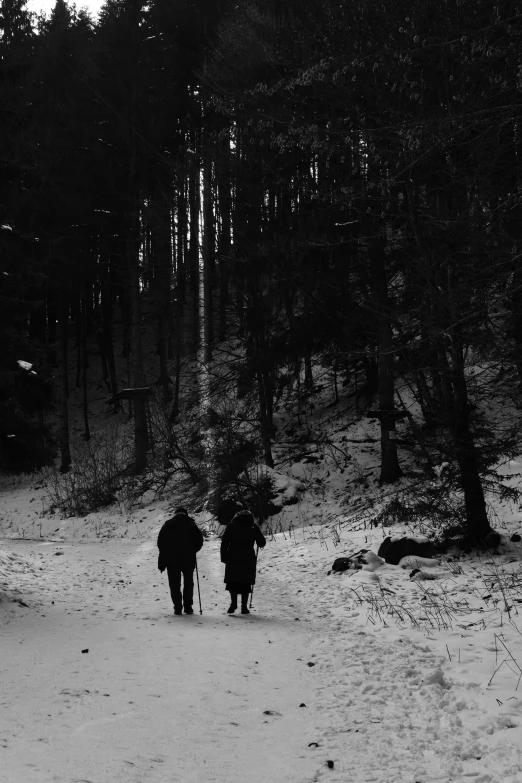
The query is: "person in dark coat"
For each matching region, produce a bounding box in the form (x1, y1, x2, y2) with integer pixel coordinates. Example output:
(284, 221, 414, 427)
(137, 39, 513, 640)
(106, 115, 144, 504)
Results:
(220, 509, 266, 614)
(157, 507, 204, 615)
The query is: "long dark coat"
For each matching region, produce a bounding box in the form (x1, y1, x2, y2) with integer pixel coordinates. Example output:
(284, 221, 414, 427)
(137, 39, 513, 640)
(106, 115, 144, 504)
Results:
(220, 511, 266, 586)
(157, 512, 204, 572)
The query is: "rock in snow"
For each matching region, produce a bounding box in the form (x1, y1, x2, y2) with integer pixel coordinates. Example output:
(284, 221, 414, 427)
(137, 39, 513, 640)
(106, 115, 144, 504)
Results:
(332, 550, 384, 573)
(377, 535, 435, 565)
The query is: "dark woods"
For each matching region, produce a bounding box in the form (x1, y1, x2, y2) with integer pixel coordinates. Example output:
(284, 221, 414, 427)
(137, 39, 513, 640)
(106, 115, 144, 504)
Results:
(3, 0, 522, 540)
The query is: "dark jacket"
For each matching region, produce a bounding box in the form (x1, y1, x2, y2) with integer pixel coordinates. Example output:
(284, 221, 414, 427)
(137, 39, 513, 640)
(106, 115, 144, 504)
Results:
(220, 511, 266, 585)
(157, 512, 204, 572)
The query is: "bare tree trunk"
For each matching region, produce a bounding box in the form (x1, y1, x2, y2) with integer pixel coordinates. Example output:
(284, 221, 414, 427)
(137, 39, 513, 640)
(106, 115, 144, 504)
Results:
(218, 135, 231, 341)
(449, 322, 491, 539)
(28, 290, 46, 342)
(202, 147, 214, 363)
(428, 258, 491, 540)
(189, 137, 201, 351)
(257, 369, 274, 468)
(101, 267, 119, 407)
(81, 291, 90, 441)
(332, 359, 339, 403)
(46, 286, 57, 366)
(170, 294, 182, 422)
(304, 353, 314, 391)
(370, 243, 402, 483)
(250, 301, 275, 468)
(377, 320, 402, 483)
(128, 204, 148, 474)
(57, 283, 71, 473)
(120, 256, 131, 362)
(152, 195, 173, 404)
(75, 296, 82, 389)
(395, 388, 432, 469)
(97, 329, 110, 392)
(511, 266, 522, 387)
(176, 182, 187, 300)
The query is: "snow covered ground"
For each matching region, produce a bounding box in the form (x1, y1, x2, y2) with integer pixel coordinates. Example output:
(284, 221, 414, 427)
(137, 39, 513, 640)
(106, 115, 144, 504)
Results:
(266, 525, 522, 783)
(1, 533, 316, 783)
(2, 469, 522, 782)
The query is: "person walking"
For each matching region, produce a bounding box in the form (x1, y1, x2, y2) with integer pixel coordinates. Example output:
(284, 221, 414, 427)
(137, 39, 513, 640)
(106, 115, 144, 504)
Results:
(220, 509, 266, 614)
(157, 507, 204, 615)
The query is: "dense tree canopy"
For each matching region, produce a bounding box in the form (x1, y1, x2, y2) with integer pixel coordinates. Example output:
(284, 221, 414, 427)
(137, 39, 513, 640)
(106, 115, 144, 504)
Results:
(2, 0, 522, 539)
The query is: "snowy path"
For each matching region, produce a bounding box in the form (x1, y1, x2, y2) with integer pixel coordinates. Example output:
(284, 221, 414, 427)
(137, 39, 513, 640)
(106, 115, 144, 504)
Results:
(1, 537, 318, 783)
(5, 525, 522, 783)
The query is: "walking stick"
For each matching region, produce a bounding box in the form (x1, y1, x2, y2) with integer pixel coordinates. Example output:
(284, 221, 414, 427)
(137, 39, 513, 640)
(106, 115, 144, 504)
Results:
(249, 545, 259, 608)
(195, 556, 203, 615)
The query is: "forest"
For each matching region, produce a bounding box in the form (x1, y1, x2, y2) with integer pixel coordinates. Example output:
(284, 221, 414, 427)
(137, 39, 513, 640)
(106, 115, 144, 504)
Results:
(2, 0, 522, 543)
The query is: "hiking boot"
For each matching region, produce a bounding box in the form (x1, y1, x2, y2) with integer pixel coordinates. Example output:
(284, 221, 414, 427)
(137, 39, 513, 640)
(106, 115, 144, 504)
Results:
(174, 607, 182, 615)
(241, 593, 250, 614)
(227, 592, 238, 613)
(184, 607, 194, 614)
(241, 606, 250, 614)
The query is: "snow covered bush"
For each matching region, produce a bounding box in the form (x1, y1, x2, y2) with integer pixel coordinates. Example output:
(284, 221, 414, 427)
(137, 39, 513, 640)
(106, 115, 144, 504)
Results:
(44, 421, 131, 516)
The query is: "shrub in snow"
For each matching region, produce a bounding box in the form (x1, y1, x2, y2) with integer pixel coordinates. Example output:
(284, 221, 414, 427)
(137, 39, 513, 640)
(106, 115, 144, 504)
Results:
(258, 465, 305, 507)
(208, 472, 280, 523)
(210, 465, 305, 523)
(44, 421, 131, 516)
(212, 497, 244, 526)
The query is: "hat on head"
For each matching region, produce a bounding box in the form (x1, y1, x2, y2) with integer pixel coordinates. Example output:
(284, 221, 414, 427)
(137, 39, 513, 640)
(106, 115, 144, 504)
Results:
(232, 509, 254, 522)
(174, 506, 188, 516)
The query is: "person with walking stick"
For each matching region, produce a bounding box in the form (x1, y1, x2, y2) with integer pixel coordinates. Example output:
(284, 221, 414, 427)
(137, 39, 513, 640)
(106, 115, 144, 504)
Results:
(249, 545, 259, 609)
(157, 507, 204, 615)
(220, 509, 266, 615)
(195, 557, 203, 615)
